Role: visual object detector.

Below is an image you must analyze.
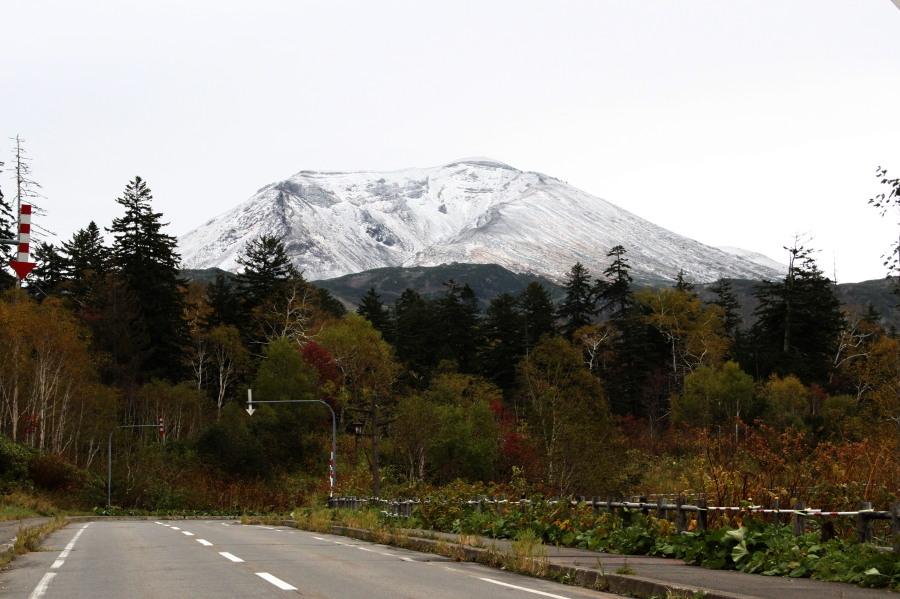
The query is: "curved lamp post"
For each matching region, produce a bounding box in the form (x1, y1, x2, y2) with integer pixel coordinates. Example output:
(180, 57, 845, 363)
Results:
(245, 390, 337, 497)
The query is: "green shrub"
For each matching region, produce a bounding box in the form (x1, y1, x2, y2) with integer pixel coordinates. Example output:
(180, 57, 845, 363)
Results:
(28, 453, 88, 492)
(0, 435, 35, 493)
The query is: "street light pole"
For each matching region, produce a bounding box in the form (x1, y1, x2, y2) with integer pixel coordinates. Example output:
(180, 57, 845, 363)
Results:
(245, 391, 337, 497)
(346, 392, 384, 499)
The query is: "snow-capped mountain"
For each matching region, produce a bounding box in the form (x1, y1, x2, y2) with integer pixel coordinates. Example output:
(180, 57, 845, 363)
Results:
(179, 158, 784, 285)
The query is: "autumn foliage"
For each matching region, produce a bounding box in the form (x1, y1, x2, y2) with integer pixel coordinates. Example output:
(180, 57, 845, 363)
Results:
(2, 177, 900, 517)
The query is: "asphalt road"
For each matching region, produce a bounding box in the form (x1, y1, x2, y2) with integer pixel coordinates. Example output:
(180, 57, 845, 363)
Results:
(0, 520, 623, 598)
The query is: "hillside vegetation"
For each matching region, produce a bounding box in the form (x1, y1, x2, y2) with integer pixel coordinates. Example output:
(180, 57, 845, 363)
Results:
(1, 175, 899, 532)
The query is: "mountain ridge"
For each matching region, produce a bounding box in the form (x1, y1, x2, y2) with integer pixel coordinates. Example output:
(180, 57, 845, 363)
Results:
(178, 158, 785, 285)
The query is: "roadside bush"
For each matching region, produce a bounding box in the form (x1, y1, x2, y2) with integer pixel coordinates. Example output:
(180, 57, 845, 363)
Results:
(28, 453, 89, 492)
(0, 435, 35, 493)
(412, 490, 900, 590)
(654, 519, 900, 589)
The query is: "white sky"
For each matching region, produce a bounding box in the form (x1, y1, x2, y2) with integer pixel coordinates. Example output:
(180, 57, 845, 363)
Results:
(3, 0, 900, 283)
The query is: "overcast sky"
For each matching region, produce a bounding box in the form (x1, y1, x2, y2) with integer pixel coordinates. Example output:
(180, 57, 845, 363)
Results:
(4, 1, 900, 283)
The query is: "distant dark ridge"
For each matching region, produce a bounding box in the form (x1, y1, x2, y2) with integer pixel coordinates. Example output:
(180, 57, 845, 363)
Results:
(314, 263, 565, 309)
(182, 265, 900, 329)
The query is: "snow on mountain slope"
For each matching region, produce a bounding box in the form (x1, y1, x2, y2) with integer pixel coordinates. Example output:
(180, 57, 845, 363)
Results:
(179, 158, 785, 284)
(716, 246, 788, 277)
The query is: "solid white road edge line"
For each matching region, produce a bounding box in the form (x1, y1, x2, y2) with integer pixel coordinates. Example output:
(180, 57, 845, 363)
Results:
(51, 524, 89, 568)
(27, 572, 55, 599)
(478, 577, 571, 599)
(256, 572, 297, 591)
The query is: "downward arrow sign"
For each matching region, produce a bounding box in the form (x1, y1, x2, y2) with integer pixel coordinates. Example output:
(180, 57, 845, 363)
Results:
(246, 406, 255, 416)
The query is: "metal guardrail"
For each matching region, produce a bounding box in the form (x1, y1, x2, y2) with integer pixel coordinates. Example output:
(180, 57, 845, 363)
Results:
(328, 495, 900, 550)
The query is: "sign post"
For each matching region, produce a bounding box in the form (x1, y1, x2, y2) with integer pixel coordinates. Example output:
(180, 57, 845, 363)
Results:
(2, 204, 36, 282)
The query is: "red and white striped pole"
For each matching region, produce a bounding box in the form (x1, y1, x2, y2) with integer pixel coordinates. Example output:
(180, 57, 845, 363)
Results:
(328, 440, 335, 497)
(9, 204, 36, 281)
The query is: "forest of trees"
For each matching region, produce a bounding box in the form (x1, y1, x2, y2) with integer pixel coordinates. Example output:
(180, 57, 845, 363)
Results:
(2, 167, 900, 511)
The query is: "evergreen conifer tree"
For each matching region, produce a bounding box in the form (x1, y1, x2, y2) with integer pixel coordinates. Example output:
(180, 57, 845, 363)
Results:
(708, 278, 742, 337)
(749, 244, 845, 385)
(557, 262, 596, 338)
(393, 288, 436, 379)
(673, 268, 696, 295)
(29, 242, 66, 298)
(357, 287, 391, 339)
(596, 245, 633, 320)
(60, 221, 110, 302)
(107, 176, 189, 382)
(204, 274, 243, 329)
(477, 292, 526, 391)
(315, 287, 347, 318)
(434, 280, 481, 370)
(594, 246, 668, 415)
(234, 234, 300, 311)
(518, 281, 556, 351)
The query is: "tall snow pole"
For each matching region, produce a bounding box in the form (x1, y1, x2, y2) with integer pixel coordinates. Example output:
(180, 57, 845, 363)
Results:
(9, 203, 35, 283)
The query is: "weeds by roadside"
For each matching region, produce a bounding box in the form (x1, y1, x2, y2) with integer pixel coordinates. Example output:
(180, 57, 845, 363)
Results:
(0, 515, 67, 570)
(509, 528, 548, 576)
(0, 491, 59, 520)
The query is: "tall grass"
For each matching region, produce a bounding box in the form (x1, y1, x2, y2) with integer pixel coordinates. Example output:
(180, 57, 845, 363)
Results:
(0, 490, 59, 520)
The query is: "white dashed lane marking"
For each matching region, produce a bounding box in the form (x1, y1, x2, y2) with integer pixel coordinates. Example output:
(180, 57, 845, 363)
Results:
(256, 572, 297, 591)
(219, 552, 244, 563)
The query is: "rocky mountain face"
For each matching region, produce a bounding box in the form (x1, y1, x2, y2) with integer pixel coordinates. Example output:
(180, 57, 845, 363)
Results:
(178, 158, 784, 285)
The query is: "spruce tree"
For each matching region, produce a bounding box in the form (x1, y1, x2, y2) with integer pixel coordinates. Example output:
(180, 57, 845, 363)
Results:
(28, 242, 66, 298)
(107, 176, 189, 382)
(315, 287, 347, 318)
(204, 274, 243, 329)
(235, 234, 300, 311)
(593, 245, 668, 415)
(708, 278, 742, 337)
(434, 280, 481, 370)
(596, 245, 633, 320)
(673, 268, 696, 295)
(557, 262, 596, 338)
(60, 221, 110, 302)
(357, 287, 391, 339)
(393, 288, 436, 379)
(518, 281, 557, 351)
(749, 245, 844, 385)
(477, 292, 525, 391)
